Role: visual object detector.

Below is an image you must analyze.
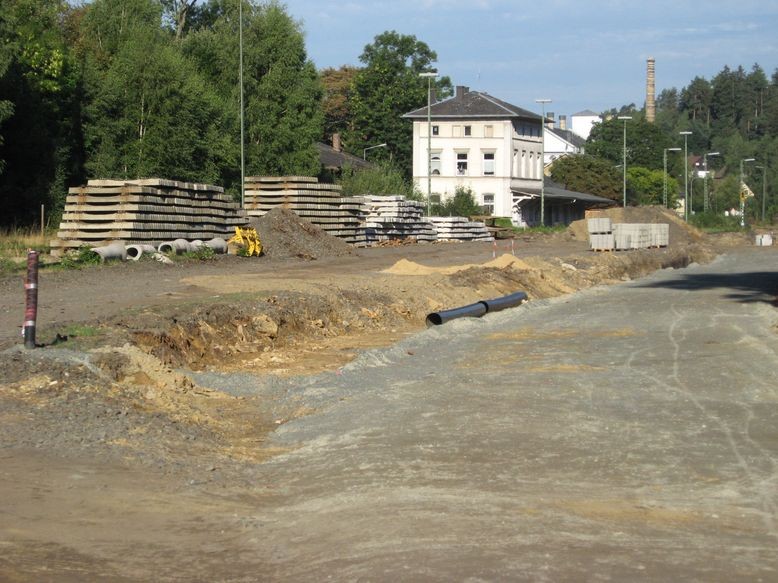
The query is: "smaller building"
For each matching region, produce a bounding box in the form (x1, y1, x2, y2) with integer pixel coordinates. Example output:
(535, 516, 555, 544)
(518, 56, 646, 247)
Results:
(511, 179, 616, 228)
(544, 115, 586, 167)
(570, 110, 601, 141)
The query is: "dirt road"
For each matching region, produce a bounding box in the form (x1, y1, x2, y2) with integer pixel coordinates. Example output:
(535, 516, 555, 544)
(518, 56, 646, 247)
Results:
(0, 208, 770, 580)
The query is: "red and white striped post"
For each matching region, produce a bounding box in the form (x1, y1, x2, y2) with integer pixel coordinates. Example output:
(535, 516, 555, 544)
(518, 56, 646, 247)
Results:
(23, 250, 39, 349)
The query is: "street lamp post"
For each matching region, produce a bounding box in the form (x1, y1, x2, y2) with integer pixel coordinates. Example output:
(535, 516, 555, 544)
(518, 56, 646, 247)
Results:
(618, 116, 632, 207)
(535, 99, 551, 226)
(663, 147, 681, 208)
(363, 143, 387, 160)
(755, 164, 767, 222)
(703, 151, 720, 213)
(239, 0, 245, 209)
(739, 158, 756, 227)
(419, 71, 438, 216)
(680, 131, 692, 221)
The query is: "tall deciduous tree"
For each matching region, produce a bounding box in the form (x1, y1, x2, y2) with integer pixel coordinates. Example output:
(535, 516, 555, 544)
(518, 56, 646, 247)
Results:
(80, 0, 232, 184)
(587, 117, 671, 170)
(549, 154, 621, 202)
(184, 0, 323, 180)
(347, 31, 451, 175)
(320, 65, 358, 142)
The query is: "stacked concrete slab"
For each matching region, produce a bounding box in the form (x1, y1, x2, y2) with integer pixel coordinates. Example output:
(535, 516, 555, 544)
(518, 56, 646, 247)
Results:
(587, 218, 615, 251)
(362, 196, 438, 244)
(243, 176, 365, 244)
(587, 218, 669, 251)
(50, 179, 247, 256)
(428, 217, 494, 242)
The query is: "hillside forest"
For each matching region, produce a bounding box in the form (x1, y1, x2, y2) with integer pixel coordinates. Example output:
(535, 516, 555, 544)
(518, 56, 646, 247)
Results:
(1, 0, 776, 227)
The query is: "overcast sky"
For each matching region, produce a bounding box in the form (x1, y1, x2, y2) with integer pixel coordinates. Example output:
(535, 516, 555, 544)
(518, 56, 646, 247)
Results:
(281, 0, 778, 120)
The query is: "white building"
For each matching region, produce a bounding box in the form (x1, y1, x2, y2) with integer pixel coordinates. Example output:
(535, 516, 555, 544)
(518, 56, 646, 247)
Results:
(570, 109, 600, 141)
(404, 87, 614, 226)
(403, 86, 544, 218)
(543, 115, 586, 167)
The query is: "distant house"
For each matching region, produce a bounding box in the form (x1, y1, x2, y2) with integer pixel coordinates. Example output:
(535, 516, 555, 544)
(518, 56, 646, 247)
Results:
(544, 115, 586, 167)
(570, 109, 601, 141)
(403, 86, 613, 226)
(317, 133, 371, 181)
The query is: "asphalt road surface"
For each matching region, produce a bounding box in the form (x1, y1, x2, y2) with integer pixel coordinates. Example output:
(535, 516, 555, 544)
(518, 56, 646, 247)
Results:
(201, 247, 778, 581)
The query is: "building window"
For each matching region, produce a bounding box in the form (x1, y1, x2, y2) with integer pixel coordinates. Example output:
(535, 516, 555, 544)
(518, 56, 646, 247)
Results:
(464, 125, 472, 136)
(484, 125, 494, 138)
(431, 152, 442, 175)
(432, 125, 439, 136)
(456, 152, 468, 175)
(482, 193, 495, 215)
(483, 152, 495, 175)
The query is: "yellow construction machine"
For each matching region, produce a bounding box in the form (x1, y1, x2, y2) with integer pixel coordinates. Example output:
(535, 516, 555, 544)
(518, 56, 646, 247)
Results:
(227, 226, 263, 256)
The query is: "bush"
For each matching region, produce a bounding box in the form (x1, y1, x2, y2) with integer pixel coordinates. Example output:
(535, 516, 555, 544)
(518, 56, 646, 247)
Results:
(430, 186, 484, 217)
(338, 161, 421, 200)
(689, 212, 742, 232)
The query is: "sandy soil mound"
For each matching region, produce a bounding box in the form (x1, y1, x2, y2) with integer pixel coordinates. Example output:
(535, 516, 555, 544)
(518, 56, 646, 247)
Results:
(568, 206, 703, 245)
(250, 207, 354, 260)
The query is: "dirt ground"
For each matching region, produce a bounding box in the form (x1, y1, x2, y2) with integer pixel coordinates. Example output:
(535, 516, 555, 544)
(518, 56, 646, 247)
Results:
(0, 207, 759, 580)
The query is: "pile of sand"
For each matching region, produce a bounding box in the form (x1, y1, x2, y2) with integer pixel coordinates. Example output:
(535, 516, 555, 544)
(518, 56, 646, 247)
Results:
(383, 254, 534, 276)
(250, 208, 354, 259)
(568, 206, 703, 245)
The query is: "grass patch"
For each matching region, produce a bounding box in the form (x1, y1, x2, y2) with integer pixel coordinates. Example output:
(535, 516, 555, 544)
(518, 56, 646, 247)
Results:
(689, 213, 742, 233)
(63, 324, 101, 338)
(492, 217, 567, 234)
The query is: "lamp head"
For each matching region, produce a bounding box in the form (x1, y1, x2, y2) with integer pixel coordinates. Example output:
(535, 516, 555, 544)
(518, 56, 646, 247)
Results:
(679, 131, 692, 136)
(667, 147, 681, 152)
(707, 151, 720, 156)
(617, 116, 632, 120)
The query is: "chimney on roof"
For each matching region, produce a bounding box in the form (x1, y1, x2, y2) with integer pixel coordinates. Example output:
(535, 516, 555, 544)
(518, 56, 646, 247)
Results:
(559, 115, 567, 130)
(332, 133, 341, 152)
(546, 111, 555, 128)
(646, 57, 656, 123)
(455, 85, 469, 99)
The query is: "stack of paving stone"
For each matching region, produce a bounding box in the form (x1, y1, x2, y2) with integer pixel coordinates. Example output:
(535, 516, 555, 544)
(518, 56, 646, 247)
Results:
(587, 217, 615, 251)
(50, 179, 247, 256)
(243, 176, 366, 244)
(587, 219, 669, 251)
(361, 196, 438, 244)
(427, 216, 494, 242)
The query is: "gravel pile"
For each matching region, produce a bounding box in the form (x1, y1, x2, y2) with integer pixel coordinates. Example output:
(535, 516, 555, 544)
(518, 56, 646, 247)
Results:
(250, 207, 354, 260)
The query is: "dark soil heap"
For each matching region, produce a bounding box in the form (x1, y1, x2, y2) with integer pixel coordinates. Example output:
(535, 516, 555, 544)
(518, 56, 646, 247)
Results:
(250, 207, 354, 260)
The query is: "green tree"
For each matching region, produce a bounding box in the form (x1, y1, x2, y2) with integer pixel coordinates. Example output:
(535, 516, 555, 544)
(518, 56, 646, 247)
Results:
(320, 65, 358, 142)
(549, 154, 621, 202)
(626, 166, 678, 207)
(185, 0, 323, 181)
(0, 0, 82, 225)
(680, 76, 712, 125)
(347, 31, 451, 176)
(587, 117, 671, 170)
(80, 0, 232, 184)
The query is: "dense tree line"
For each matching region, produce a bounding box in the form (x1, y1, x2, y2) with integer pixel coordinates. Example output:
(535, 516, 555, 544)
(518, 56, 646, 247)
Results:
(0, 0, 326, 226)
(557, 63, 778, 222)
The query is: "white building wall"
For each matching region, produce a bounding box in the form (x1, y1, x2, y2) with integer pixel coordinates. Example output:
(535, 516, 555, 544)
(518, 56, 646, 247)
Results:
(571, 114, 600, 140)
(543, 129, 581, 166)
(412, 119, 541, 217)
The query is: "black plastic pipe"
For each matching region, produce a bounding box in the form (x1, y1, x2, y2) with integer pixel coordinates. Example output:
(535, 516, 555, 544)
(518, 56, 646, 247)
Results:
(425, 291, 527, 326)
(425, 301, 487, 326)
(480, 291, 528, 314)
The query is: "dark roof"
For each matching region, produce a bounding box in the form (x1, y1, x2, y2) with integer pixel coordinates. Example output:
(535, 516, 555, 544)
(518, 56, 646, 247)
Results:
(512, 179, 616, 205)
(572, 109, 599, 117)
(547, 127, 586, 148)
(403, 87, 539, 121)
(316, 143, 371, 170)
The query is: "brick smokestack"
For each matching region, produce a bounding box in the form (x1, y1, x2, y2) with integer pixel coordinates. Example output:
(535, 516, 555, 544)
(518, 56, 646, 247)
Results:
(646, 57, 656, 123)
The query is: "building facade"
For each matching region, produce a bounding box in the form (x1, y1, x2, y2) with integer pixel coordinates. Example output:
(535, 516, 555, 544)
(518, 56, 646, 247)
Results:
(404, 86, 544, 218)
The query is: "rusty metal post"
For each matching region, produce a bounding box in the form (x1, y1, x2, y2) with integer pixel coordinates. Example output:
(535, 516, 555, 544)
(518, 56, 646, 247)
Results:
(23, 250, 39, 349)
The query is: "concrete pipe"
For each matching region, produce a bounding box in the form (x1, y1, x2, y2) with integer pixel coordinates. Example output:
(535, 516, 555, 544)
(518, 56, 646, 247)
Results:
(158, 239, 192, 255)
(205, 238, 228, 254)
(126, 244, 158, 261)
(91, 242, 127, 263)
(190, 240, 206, 250)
